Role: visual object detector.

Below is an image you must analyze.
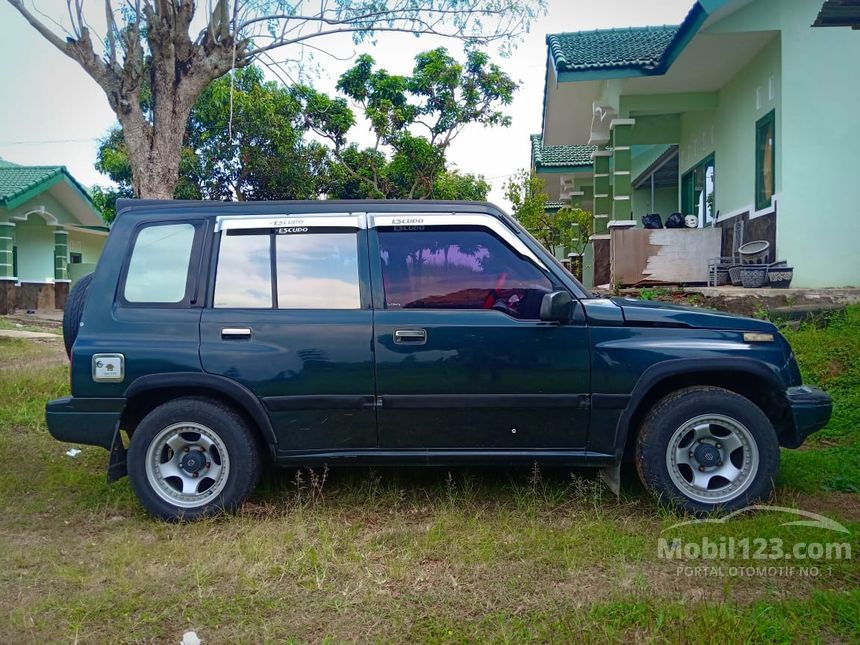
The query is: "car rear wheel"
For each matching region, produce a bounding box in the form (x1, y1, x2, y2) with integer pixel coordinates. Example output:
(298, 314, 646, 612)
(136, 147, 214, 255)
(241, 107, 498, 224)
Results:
(62, 272, 93, 358)
(635, 386, 779, 514)
(127, 397, 261, 521)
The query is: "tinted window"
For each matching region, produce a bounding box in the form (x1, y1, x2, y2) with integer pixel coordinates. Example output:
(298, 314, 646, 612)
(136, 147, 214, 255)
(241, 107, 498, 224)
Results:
(378, 228, 552, 319)
(214, 233, 272, 308)
(276, 232, 360, 309)
(124, 223, 195, 303)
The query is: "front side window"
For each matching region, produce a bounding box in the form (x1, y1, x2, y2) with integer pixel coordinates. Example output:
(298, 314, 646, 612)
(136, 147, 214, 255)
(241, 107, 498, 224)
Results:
(377, 228, 552, 319)
(213, 229, 361, 309)
(124, 223, 196, 303)
(756, 110, 776, 210)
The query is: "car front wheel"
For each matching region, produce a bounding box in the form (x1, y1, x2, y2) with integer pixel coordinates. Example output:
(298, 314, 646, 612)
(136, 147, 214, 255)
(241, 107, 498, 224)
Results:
(127, 397, 261, 521)
(635, 386, 780, 514)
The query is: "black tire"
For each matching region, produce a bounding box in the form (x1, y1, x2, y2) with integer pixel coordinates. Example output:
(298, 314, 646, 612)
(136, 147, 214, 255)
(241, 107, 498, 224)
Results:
(635, 386, 779, 515)
(127, 397, 262, 521)
(62, 272, 93, 358)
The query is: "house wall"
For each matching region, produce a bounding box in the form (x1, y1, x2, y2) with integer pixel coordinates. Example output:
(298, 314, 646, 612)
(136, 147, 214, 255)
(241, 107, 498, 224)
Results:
(704, 0, 860, 287)
(67, 230, 105, 284)
(774, 0, 860, 287)
(632, 186, 678, 223)
(14, 214, 55, 283)
(678, 35, 781, 218)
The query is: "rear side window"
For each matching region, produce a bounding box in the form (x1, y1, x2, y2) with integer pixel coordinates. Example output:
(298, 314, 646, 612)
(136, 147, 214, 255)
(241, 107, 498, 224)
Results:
(214, 229, 361, 309)
(213, 233, 273, 308)
(275, 233, 360, 309)
(377, 228, 552, 319)
(124, 223, 196, 303)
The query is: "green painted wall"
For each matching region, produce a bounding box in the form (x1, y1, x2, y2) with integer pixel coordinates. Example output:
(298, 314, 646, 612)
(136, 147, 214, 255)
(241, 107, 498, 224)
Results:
(14, 215, 55, 283)
(68, 231, 105, 265)
(632, 186, 678, 222)
(1, 193, 108, 284)
(678, 35, 781, 219)
(67, 231, 105, 285)
(582, 241, 594, 290)
(768, 0, 859, 287)
(703, 0, 860, 286)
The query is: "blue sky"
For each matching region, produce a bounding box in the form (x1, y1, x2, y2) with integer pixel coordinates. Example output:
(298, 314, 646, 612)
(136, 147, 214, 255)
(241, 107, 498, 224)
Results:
(0, 0, 692, 208)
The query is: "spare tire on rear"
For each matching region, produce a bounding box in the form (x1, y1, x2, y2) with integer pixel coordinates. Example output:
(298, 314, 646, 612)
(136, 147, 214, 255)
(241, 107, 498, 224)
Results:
(63, 273, 93, 358)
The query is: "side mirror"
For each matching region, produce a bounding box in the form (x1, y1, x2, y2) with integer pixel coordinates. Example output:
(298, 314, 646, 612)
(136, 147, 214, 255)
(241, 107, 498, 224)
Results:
(539, 290, 573, 322)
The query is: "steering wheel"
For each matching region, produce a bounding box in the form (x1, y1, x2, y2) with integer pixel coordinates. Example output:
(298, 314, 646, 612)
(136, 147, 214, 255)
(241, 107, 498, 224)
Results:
(491, 299, 518, 316)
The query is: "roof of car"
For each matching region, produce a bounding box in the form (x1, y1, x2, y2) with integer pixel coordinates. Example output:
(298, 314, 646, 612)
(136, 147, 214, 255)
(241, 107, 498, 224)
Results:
(116, 199, 511, 220)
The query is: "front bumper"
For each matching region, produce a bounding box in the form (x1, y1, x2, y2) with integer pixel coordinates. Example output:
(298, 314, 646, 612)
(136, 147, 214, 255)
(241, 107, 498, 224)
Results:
(45, 396, 125, 450)
(781, 385, 833, 448)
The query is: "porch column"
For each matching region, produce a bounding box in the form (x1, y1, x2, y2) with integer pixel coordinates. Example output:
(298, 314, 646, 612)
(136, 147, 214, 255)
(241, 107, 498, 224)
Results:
(610, 118, 635, 223)
(0, 221, 14, 280)
(0, 221, 15, 315)
(591, 148, 613, 287)
(53, 228, 70, 308)
(53, 228, 69, 282)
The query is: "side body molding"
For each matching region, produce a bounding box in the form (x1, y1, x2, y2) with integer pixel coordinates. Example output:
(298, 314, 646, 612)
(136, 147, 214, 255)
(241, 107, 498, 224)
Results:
(124, 372, 278, 453)
(612, 357, 786, 460)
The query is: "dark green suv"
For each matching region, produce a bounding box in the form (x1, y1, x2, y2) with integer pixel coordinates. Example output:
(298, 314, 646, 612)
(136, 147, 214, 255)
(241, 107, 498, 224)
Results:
(47, 200, 831, 520)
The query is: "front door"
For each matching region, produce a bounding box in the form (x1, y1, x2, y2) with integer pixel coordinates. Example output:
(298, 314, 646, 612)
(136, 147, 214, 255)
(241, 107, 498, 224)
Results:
(199, 214, 376, 453)
(370, 217, 590, 450)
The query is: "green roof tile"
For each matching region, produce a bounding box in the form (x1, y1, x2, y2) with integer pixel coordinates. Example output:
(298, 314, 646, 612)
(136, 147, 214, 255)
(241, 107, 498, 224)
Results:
(531, 134, 596, 169)
(547, 25, 679, 73)
(0, 166, 64, 205)
(545, 3, 708, 76)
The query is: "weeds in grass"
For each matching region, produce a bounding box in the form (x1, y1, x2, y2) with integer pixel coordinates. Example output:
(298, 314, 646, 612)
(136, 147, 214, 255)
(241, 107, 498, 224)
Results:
(291, 465, 329, 508)
(1, 311, 859, 641)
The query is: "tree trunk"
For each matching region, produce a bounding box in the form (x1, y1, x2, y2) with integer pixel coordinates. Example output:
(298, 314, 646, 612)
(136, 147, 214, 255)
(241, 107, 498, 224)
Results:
(132, 128, 186, 199)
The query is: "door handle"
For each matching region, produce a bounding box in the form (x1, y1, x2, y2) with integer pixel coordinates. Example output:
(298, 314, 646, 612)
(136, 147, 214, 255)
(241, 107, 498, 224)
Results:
(394, 329, 427, 344)
(221, 327, 251, 339)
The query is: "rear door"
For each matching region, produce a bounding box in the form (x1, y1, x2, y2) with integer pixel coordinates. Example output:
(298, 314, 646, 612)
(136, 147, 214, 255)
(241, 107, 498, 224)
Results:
(199, 214, 377, 453)
(369, 214, 591, 450)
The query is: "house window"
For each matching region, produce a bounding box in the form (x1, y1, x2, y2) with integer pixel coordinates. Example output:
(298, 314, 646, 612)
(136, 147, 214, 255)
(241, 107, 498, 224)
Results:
(756, 110, 776, 210)
(681, 153, 716, 227)
(69, 252, 82, 264)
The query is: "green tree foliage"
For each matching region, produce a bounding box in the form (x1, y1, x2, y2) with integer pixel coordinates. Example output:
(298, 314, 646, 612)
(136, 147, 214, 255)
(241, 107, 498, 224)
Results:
(505, 169, 592, 254)
(94, 67, 323, 221)
(297, 48, 515, 200)
(9, 0, 543, 199)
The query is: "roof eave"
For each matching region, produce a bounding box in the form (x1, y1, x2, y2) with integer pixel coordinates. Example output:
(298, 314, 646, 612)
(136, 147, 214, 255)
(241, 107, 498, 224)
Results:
(57, 173, 103, 224)
(1, 171, 64, 210)
(549, 1, 712, 84)
(535, 164, 593, 173)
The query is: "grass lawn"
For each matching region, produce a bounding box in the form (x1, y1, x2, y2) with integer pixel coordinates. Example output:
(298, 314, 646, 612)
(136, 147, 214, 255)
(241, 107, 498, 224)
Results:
(0, 309, 858, 642)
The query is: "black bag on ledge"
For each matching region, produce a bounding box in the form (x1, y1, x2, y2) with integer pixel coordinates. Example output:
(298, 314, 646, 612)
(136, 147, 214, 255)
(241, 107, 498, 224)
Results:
(642, 213, 663, 229)
(665, 212, 685, 228)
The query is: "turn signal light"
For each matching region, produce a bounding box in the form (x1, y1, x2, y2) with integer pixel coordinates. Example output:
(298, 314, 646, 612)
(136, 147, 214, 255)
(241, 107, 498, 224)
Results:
(743, 332, 774, 343)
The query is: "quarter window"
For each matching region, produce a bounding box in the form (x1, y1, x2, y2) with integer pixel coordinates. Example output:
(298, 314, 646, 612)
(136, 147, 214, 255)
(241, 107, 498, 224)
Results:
(377, 228, 552, 319)
(124, 223, 196, 303)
